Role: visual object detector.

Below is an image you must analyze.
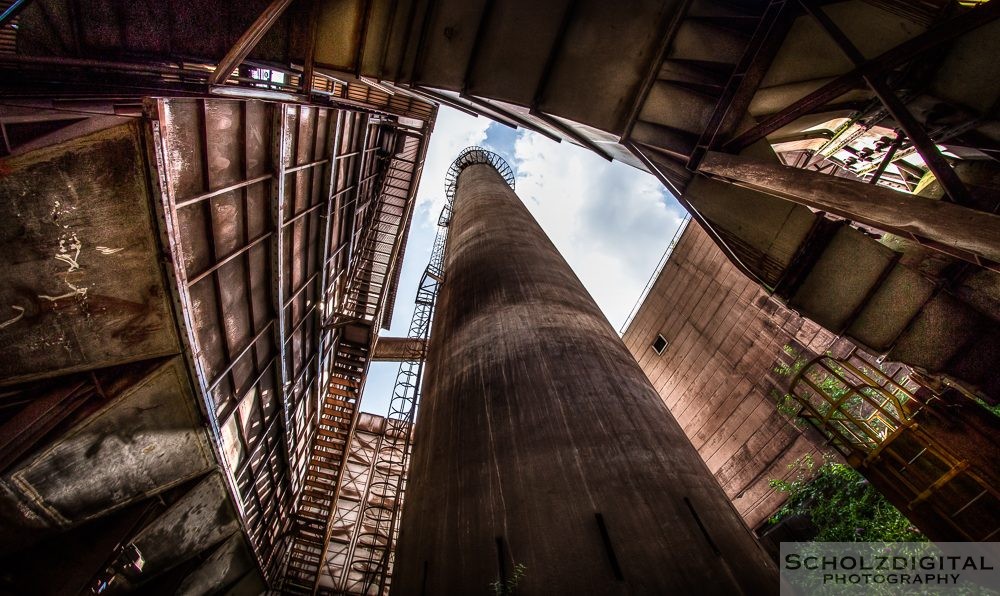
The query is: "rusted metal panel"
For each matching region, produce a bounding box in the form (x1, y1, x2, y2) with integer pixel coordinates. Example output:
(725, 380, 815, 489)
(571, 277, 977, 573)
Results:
(150, 95, 430, 586)
(371, 336, 425, 361)
(0, 121, 179, 386)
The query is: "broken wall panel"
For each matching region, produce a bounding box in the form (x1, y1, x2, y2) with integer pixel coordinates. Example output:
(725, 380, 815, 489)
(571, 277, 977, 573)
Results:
(0, 357, 214, 550)
(623, 222, 836, 528)
(0, 122, 179, 385)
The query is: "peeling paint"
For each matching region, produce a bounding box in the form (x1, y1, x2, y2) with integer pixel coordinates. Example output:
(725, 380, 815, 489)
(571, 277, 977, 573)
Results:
(0, 305, 25, 329)
(37, 290, 84, 302)
(55, 232, 82, 271)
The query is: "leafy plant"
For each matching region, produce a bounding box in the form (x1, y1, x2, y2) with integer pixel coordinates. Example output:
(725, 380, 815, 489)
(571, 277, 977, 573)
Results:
(768, 455, 925, 542)
(974, 397, 1000, 418)
(490, 563, 526, 596)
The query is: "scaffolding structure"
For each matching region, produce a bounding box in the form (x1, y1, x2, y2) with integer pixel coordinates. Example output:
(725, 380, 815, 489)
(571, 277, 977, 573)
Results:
(790, 350, 1000, 541)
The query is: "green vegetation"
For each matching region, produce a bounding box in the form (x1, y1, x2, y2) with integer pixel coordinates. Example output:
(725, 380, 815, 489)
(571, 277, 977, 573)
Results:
(773, 345, 807, 379)
(974, 397, 1000, 418)
(769, 455, 925, 542)
(490, 563, 526, 596)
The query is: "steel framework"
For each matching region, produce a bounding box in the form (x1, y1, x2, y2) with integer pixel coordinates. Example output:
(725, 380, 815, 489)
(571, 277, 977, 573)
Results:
(789, 350, 1000, 541)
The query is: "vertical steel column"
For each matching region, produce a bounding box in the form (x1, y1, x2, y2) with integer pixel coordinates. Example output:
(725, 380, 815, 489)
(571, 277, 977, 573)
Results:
(270, 104, 295, 486)
(392, 149, 777, 595)
(317, 110, 344, 409)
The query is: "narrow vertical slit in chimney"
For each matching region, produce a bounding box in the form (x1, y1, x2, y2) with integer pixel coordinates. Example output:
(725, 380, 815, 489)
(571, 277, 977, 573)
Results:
(594, 512, 625, 581)
(684, 496, 721, 556)
(495, 535, 509, 587)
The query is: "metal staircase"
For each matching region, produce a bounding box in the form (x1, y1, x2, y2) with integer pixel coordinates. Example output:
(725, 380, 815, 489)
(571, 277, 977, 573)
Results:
(282, 338, 369, 594)
(789, 349, 1000, 541)
(279, 132, 422, 594)
(344, 230, 443, 596)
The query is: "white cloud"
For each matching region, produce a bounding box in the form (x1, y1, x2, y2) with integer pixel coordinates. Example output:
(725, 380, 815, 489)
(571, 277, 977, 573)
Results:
(363, 108, 685, 414)
(513, 131, 685, 330)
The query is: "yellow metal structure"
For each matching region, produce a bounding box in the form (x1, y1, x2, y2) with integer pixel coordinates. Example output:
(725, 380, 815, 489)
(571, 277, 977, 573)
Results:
(790, 350, 999, 540)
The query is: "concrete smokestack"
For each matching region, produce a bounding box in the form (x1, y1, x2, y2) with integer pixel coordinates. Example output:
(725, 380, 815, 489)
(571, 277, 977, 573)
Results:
(392, 148, 777, 594)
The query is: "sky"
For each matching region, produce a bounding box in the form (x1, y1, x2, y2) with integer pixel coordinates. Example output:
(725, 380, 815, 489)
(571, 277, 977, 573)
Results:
(359, 107, 687, 415)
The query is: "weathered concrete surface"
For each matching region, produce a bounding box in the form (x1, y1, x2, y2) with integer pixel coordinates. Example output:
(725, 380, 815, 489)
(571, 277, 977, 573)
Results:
(175, 533, 257, 596)
(392, 163, 777, 595)
(623, 222, 835, 529)
(0, 357, 215, 552)
(789, 226, 897, 332)
(176, 533, 260, 596)
(0, 122, 179, 385)
(130, 473, 241, 578)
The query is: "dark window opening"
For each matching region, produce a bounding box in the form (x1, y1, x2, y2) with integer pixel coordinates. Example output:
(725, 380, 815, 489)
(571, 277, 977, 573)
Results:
(652, 334, 668, 354)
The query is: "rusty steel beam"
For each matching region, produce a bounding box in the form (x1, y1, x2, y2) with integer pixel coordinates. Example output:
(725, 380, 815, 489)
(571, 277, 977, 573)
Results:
(799, 0, 974, 206)
(270, 104, 293, 461)
(0, 380, 90, 474)
(621, 0, 697, 141)
(531, 0, 579, 109)
(300, 0, 320, 92)
(627, 141, 774, 290)
(697, 151, 1000, 266)
(690, 0, 794, 167)
(208, 0, 296, 86)
(724, 0, 1000, 152)
(868, 131, 903, 186)
(461, 0, 495, 95)
(353, 0, 375, 77)
(371, 337, 426, 361)
(531, 108, 613, 161)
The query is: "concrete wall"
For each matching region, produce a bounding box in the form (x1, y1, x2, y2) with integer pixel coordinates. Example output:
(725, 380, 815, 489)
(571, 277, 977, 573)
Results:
(623, 221, 837, 529)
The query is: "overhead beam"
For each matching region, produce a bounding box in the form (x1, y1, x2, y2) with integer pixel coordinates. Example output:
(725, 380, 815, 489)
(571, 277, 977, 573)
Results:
(628, 142, 773, 289)
(531, 0, 579, 109)
(407, 85, 480, 118)
(690, 0, 795, 167)
(697, 151, 1000, 266)
(799, 0, 973, 206)
(621, 0, 696, 141)
(461, 0, 495, 95)
(353, 0, 375, 77)
(208, 0, 296, 86)
(531, 108, 613, 161)
(867, 131, 903, 186)
(460, 93, 566, 142)
(0, 0, 31, 29)
(371, 337, 426, 361)
(724, 0, 1000, 152)
(300, 0, 321, 92)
